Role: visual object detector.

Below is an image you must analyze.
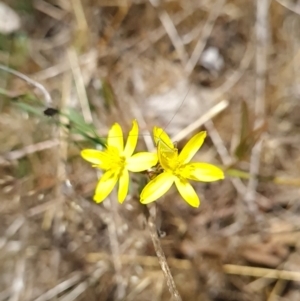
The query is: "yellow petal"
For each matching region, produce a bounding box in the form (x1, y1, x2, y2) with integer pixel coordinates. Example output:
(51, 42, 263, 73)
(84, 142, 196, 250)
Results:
(157, 141, 178, 171)
(140, 172, 175, 204)
(174, 177, 200, 208)
(178, 131, 207, 164)
(153, 127, 175, 149)
(93, 170, 118, 203)
(108, 123, 123, 152)
(182, 162, 224, 182)
(118, 169, 129, 203)
(123, 120, 138, 157)
(127, 152, 158, 172)
(81, 149, 110, 169)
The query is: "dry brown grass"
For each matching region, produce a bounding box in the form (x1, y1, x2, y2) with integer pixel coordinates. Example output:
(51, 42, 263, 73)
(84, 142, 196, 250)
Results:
(1, 0, 300, 300)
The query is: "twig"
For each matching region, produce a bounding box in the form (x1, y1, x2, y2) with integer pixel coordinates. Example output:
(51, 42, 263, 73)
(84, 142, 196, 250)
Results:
(67, 47, 93, 124)
(42, 71, 71, 231)
(204, 120, 247, 196)
(0, 139, 59, 163)
(9, 258, 26, 301)
(103, 196, 125, 300)
(32, 50, 98, 81)
(59, 265, 108, 301)
(103, 5, 130, 41)
(33, 0, 67, 20)
(0, 64, 52, 106)
(210, 42, 254, 100)
(87, 252, 300, 282)
(61, 183, 124, 301)
(33, 273, 82, 301)
(184, 0, 226, 75)
(189, 41, 253, 204)
(275, 0, 300, 15)
(145, 205, 182, 301)
(267, 279, 286, 301)
(8, 224, 27, 301)
(71, 0, 88, 33)
(171, 99, 228, 142)
(50, 74, 72, 290)
(87, 252, 191, 270)
(125, 278, 152, 301)
(116, 8, 196, 75)
(0, 217, 25, 250)
(55, 71, 71, 191)
(149, 0, 188, 65)
(224, 264, 300, 282)
(131, 98, 155, 151)
(244, 0, 269, 213)
(172, 40, 253, 143)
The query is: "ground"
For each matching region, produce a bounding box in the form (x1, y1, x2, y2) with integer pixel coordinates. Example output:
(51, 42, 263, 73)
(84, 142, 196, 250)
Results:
(1, 0, 300, 300)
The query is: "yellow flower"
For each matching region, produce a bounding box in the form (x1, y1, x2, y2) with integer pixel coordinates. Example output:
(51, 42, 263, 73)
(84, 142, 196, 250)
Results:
(140, 127, 224, 208)
(81, 120, 158, 204)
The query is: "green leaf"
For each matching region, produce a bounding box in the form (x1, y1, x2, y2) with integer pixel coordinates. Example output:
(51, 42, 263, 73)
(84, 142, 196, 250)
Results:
(63, 109, 106, 147)
(235, 101, 251, 159)
(234, 100, 267, 160)
(14, 102, 107, 147)
(13, 101, 44, 117)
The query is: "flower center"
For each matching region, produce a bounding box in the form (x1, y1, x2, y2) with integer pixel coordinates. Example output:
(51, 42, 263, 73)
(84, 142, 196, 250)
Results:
(164, 156, 182, 175)
(106, 146, 126, 170)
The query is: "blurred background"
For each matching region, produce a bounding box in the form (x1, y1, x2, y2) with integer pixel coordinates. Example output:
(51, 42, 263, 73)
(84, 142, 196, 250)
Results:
(1, 0, 300, 300)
